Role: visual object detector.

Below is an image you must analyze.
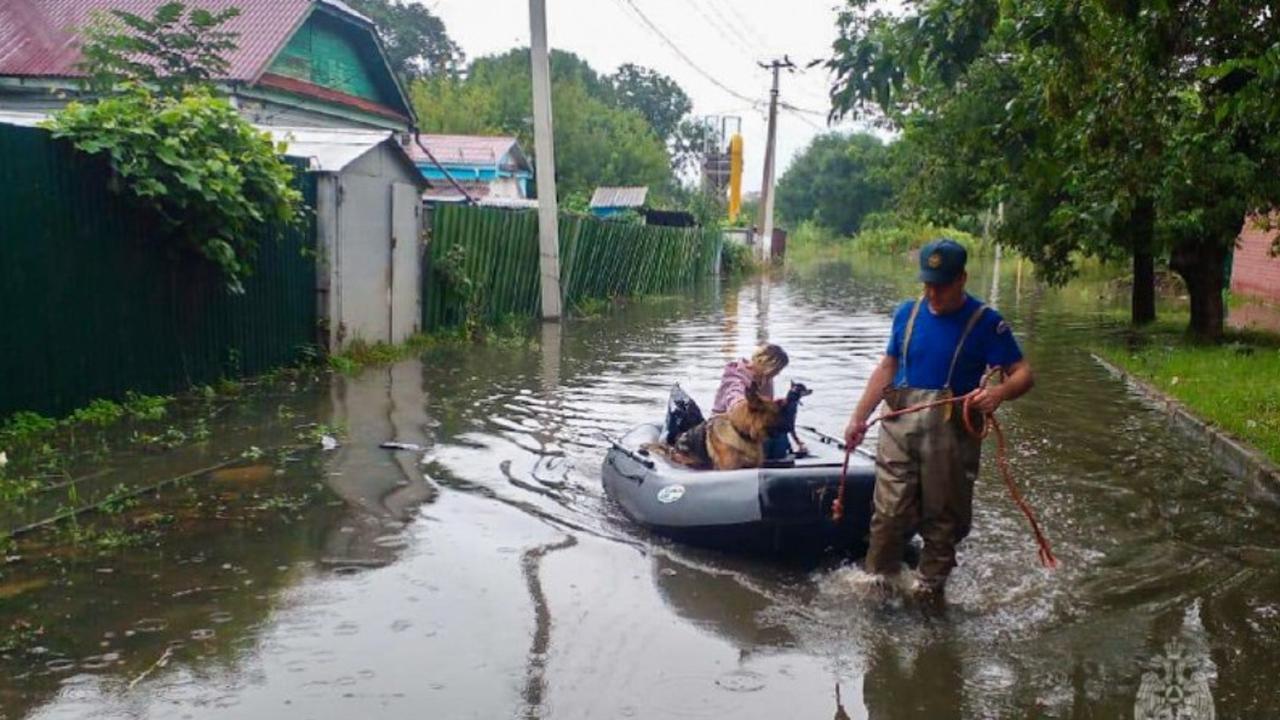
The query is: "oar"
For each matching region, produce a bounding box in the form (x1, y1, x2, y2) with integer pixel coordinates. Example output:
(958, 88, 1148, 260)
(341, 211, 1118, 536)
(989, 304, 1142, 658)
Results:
(594, 431, 656, 469)
(798, 425, 876, 461)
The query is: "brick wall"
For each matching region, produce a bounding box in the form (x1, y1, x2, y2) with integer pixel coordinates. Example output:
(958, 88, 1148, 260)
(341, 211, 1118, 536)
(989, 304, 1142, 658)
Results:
(1233, 217, 1280, 302)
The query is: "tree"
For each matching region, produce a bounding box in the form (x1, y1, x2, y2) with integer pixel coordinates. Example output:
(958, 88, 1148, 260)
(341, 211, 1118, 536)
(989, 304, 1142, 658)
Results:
(548, 82, 671, 198)
(608, 63, 692, 143)
(775, 132, 895, 235)
(439, 48, 614, 147)
(63, 4, 303, 293)
(346, 0, 461, 80)
(409, 49, 676, 200)
(78, 1, 240, 94)
(466, 48, 614, 115)
(410, 76, 500, 135)
(829, 0, 1280, 339)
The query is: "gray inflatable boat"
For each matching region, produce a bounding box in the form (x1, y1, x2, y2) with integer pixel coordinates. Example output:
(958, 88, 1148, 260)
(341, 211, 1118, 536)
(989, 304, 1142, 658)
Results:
(601, 423, 877, 555)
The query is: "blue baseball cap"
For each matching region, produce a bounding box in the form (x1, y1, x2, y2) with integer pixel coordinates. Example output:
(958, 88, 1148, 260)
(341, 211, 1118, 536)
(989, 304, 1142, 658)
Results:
(918, 239, 968, 284)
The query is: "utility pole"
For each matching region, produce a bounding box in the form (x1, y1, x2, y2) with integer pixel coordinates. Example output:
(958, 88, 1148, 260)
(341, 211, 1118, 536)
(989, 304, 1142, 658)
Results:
(756, 57, 793, 263)
(529, 0, 561, 320)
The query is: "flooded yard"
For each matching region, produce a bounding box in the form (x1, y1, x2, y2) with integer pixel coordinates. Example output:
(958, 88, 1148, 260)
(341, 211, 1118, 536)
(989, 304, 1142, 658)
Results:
(2, 257, 1277, 719)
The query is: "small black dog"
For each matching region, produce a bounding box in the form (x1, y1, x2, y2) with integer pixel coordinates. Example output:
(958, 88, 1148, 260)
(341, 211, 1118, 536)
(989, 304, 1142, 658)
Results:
(778, 381, 812, 455)
(662, 384, 705, 445)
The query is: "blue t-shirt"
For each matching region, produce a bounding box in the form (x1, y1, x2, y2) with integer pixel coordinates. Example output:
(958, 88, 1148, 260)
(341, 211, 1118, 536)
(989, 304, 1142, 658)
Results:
(885, 294, 1023, 394)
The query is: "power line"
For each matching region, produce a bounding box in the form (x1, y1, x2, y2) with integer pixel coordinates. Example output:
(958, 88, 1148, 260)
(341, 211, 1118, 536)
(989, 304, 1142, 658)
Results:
(705, 0, 772, 52)
(788, 74, 837, 106)
(731, 6, 772, 50)
(782, 106, 825, 132)
(780, 101, 830, 117)
(612, 0, 758, 104)
(790, 59, 840, 108)
(693, 0, 761, 52)
(687, 0, 757, 63)
(792, 89, 835, 108)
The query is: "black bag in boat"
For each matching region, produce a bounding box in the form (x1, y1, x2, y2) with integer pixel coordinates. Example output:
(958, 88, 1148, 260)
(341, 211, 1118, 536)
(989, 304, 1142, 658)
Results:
(662, 384, 705, 445)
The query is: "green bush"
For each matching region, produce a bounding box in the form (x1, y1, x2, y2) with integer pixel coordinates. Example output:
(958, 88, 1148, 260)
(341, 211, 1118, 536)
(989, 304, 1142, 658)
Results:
(66, 399, 125, 427)
(783, 215, 991, 263)
(433, 244, 486, 339)
(571, 296, 613, 317)
(788, 220, 839, 248)
(122, 392, 171, 421)
(721, 240, 759, 277)
(0, 412, 58, 445)
(850, 215, 987, 256)
(45, 84, 305, 293)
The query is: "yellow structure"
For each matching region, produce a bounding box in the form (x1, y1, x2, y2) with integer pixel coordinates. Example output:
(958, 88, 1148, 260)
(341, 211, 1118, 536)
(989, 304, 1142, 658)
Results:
(728, 133, 743, 223)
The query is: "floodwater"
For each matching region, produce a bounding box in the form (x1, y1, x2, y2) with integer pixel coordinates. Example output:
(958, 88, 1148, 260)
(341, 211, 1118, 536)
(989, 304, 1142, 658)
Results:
(2, 256, 1278, 719)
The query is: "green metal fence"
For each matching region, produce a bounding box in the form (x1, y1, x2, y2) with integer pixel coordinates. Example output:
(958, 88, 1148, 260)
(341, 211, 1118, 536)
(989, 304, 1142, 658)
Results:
(423, 204, 721, 329)
(0, 124, 317, 418)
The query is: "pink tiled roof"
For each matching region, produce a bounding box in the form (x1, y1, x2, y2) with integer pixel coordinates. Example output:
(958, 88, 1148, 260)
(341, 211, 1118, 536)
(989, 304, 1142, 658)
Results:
(0, 0, 311, 80)
(410, 134, 525, 168)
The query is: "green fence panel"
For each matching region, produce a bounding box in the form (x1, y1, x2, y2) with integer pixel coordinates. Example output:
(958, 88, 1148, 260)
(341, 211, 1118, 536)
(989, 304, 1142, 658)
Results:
(423, 205, 720, 329)
(0, 124, 317, 418)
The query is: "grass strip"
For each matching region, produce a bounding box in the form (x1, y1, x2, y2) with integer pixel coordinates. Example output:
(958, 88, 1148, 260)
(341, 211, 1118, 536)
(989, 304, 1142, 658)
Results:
(1094, 319, 1280, 465)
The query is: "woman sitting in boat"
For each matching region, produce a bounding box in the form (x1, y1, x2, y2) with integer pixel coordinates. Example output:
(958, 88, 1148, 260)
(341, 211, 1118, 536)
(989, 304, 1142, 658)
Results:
(711, 344, 800, 459)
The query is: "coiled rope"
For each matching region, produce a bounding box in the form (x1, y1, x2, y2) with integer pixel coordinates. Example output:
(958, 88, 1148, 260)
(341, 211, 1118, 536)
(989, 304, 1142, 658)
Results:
(831, 368, 1058, 569)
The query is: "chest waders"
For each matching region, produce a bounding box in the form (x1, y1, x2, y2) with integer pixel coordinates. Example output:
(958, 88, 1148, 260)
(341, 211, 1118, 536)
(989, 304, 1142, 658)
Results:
(864, 298, 988, 588)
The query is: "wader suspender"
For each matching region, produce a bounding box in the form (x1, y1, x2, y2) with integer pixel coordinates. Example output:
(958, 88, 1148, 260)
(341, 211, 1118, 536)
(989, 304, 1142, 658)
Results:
(900, 298, 989, 391)
(899, 296, 925, 380)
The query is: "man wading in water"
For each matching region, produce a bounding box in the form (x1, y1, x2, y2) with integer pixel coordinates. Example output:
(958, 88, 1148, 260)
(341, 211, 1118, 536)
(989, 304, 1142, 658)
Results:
(843, 239, 1035, 602)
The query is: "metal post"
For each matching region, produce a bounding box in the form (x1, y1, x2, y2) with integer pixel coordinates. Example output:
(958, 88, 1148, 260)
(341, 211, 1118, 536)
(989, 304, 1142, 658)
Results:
(529, 0, 562, 320)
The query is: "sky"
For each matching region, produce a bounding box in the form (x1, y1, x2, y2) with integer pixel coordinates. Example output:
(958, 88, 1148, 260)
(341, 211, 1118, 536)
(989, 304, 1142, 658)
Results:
(427, 0, 874, 193)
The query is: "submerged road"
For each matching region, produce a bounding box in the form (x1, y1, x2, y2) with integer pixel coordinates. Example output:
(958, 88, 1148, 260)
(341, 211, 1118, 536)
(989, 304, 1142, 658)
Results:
(2, 257, 1276, 719)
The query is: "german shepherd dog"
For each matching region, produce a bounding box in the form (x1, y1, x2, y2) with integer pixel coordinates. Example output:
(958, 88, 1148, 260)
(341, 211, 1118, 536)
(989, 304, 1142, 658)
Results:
(652, 382, 811, 470)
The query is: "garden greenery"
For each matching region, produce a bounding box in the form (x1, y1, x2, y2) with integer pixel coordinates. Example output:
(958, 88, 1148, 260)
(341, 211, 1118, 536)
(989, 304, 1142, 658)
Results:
(720, 241, 758, 277)
(433, 244, 486, 339)
(77, 1, 240, 94)
(45, 85, 305, 293)
(828, 0, 1280, 338)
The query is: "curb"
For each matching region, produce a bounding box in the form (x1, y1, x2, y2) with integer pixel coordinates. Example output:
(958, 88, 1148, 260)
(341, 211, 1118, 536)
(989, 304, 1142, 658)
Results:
(1091, 353, 1280, 497)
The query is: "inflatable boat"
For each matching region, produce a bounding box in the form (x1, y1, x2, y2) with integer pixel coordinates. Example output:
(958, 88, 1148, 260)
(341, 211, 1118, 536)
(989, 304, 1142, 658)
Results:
(601, 423, 877, 555)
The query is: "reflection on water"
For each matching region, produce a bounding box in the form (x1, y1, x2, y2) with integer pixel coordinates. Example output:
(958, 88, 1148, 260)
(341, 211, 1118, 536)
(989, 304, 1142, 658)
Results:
(520, 534, 577, 719)
(1, 256, 1276, 718)
(323, 359, 438, 568)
